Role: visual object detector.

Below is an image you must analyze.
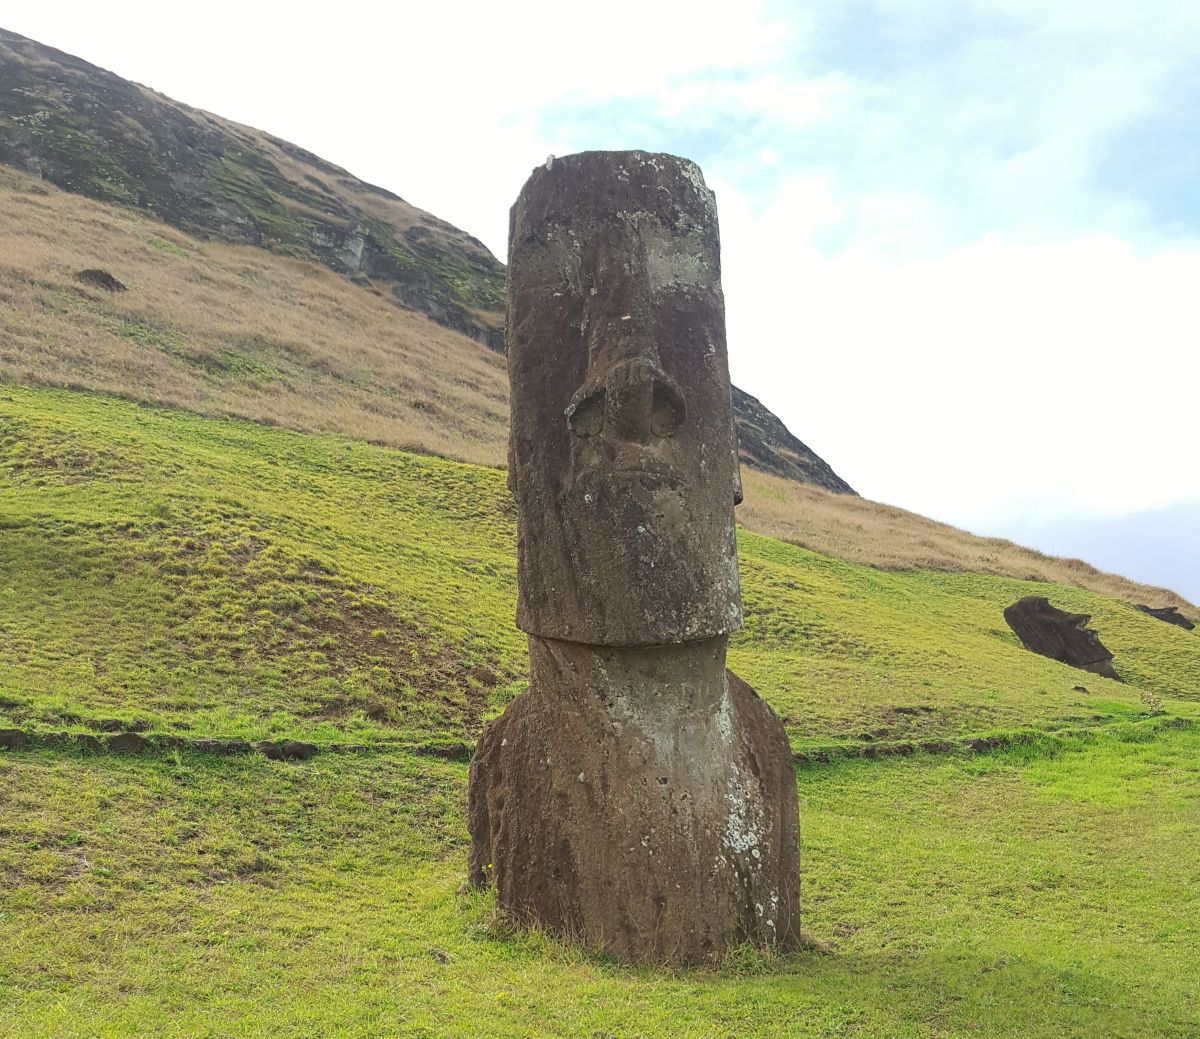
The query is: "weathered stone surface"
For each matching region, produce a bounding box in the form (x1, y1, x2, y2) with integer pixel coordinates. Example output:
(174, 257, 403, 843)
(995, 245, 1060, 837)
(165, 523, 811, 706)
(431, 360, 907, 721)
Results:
(1003, 596, 1119, 679)
(1135, 604, 1195, 631)
(506, 150, 742, 647)
(468, 636, 800, 964)
(471, 151, 800, 965)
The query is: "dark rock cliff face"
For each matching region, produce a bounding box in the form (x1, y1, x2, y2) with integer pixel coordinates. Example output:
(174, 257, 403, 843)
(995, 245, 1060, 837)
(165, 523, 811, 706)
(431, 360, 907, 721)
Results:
(0, 26, 853, 492)
(0, 28, 506, 348)
(731, 386, 856, 493)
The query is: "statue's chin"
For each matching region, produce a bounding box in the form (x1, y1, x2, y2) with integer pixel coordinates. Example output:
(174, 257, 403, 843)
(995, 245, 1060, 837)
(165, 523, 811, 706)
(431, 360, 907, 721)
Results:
(565, 468, 691, 544)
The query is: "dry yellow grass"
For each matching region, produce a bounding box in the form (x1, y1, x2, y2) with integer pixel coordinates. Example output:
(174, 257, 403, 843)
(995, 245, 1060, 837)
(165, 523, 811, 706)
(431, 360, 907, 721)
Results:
(741, 469, 1197, 618)
(2, 164, 1192, 614)
(0, 166, 510, 466)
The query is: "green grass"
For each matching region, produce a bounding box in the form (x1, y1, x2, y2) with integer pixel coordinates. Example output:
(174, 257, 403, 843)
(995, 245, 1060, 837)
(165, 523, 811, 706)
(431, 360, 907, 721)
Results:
(2, 384, 1200, 1036)
(3, 723, 1199, 1037)
(0, 386, 522, 745)
(0, 384, 1196, 749)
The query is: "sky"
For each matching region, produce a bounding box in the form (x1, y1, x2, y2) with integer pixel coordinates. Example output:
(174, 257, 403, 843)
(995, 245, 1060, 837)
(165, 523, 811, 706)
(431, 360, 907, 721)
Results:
(7, 1, 1198, 600)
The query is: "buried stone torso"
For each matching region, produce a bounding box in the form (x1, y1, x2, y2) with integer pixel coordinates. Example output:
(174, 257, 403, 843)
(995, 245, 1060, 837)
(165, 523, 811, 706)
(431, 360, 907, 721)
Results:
(468, 633, 800, 963)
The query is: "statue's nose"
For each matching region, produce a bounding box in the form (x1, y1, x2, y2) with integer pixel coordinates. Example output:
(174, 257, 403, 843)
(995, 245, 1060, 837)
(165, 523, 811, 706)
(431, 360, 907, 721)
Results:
(567, 356, 684, 445)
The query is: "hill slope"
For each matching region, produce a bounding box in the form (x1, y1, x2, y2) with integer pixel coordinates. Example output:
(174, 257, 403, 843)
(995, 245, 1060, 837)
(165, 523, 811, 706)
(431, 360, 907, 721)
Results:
(1, 163, 1193, 618)
(0, 164, 510, 465)
(0, 27, 505, 347)
(0, 27, 855, 493)
(2, 386, 1199, 1039)
(3, 386, 1196, 753)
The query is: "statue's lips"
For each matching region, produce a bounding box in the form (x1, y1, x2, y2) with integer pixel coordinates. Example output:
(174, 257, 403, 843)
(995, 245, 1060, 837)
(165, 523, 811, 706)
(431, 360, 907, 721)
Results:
(569, 461, 685, 494)
(568, 441, 688, 493)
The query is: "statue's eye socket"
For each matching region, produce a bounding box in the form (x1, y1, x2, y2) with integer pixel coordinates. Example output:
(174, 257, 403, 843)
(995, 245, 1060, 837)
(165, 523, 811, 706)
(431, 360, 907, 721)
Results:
(650, 380, 684, 438)
(568, 388, 605, 437)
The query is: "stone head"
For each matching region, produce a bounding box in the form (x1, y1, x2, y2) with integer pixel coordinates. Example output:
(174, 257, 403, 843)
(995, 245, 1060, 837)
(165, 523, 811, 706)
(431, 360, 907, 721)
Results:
(506, 151, 743, 646)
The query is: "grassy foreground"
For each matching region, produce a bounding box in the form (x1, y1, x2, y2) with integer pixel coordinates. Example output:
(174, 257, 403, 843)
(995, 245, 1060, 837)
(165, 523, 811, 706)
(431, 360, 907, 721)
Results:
(3, 723, 1199, 1038)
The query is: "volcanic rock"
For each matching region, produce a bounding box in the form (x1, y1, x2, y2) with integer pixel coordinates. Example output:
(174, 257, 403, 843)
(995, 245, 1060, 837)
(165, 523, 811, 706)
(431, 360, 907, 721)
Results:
(74, 268, 126, 292)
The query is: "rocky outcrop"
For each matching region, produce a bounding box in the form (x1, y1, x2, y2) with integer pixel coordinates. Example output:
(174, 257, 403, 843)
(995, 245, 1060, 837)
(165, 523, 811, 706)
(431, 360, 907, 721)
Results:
(0, 28, 505, 345)
(74, 268, 126, 292)
(731, 385, 856, 493)
(1135, 605, 1195, 631)
(469, 151, 801, 965)
(1003, 596, 1119, 679)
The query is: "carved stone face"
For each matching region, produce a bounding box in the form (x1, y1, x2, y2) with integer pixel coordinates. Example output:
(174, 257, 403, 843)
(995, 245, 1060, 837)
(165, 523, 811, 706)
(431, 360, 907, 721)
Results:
(506, 151, 743, 646)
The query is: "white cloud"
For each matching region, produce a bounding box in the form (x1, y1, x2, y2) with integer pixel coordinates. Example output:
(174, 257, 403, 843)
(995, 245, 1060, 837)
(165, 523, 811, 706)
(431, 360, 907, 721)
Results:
(721, 212, 1200, 530)
(654, 73, 850, 127)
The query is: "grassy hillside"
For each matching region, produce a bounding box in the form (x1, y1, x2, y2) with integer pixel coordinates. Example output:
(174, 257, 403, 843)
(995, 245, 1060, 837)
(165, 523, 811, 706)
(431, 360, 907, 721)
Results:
(2, 165, 1192, 618)
(0, 165, 510, 465)
(3, 385, 1197, 754)
(0, 28, 506, 346)
(741, 470, 1198, 621)
(2, 386, 1199, 1037)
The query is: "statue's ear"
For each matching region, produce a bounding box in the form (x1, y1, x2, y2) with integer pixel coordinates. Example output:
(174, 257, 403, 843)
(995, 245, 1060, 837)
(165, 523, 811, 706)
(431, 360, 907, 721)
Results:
(507, 436, 517, 497)
(731, 422, 744, 506)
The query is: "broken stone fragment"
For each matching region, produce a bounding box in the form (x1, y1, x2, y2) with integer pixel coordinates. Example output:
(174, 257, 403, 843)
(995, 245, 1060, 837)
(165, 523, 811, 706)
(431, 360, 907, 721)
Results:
(1003, 596, 1119, 679)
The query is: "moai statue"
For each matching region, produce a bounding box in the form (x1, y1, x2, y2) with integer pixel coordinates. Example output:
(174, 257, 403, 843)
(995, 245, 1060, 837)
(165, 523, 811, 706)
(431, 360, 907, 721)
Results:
(468, 151, 800, 965)
(1004, 596, 1120, 678)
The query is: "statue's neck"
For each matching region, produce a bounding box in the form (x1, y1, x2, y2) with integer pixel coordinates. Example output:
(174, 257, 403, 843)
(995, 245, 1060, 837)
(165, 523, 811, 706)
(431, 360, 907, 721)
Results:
(527, 634, 729, 715)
